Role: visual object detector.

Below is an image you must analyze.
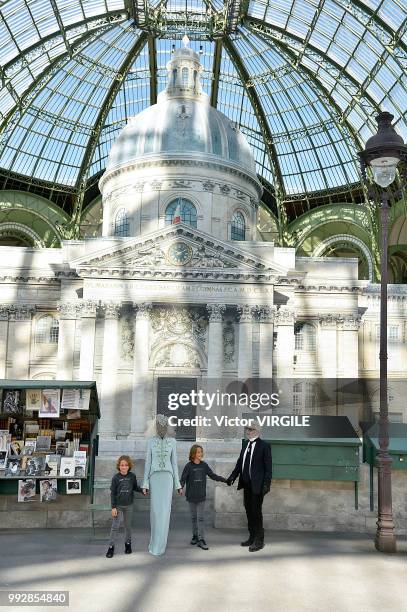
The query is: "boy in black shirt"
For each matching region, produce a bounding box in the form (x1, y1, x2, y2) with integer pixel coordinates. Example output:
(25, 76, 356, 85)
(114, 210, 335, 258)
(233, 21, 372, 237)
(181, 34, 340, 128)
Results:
(106, 455, 145, 558)
(180, 445, 227, 550)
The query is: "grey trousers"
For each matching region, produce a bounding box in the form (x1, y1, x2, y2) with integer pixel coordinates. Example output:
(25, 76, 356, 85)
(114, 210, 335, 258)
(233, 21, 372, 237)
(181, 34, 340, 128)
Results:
(108, 505, 133, 546)
(189, 501, 205, 539)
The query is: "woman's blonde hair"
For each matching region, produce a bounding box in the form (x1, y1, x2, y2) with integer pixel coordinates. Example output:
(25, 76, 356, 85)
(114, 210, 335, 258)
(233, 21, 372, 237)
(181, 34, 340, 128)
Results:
(116, 455, 134, 471)
(189, 444, 203, 462)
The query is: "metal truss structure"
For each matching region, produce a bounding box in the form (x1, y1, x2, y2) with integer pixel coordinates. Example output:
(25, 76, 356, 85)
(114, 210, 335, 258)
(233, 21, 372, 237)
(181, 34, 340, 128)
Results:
(0, 0, 405, 239)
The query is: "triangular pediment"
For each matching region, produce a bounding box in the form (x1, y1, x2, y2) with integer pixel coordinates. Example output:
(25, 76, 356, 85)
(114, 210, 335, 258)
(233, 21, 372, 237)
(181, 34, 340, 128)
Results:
(70, 224, 295, 281)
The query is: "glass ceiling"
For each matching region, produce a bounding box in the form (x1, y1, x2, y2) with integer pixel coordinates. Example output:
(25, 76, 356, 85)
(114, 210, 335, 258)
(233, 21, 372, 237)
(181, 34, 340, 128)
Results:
(0, 0, 406, 205)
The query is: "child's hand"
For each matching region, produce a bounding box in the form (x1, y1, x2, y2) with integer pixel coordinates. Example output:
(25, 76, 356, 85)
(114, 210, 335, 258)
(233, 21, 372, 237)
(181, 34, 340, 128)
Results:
(177, 488, 183, 495)
(111, 508, 118, 517)
(142, 488, 148, 496)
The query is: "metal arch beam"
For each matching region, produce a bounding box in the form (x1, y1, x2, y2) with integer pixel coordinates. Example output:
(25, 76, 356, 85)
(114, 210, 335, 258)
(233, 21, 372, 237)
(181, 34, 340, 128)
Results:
(148, 35, 157, 105)
(244, 21, 368, 149)
(0, 11, 127, 79)
(210, 38, 223, 108)
(71, 31, 149, 234)
(245, 17, 381, 129)
(49, 0, 73, 57)
(333, 0, 407, 56)
(0, 21, 123, 134)
(222, 36, 288, 238)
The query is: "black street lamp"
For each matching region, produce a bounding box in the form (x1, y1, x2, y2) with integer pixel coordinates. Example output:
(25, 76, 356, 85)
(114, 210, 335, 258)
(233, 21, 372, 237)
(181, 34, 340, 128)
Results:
(359, 111, 407, 553)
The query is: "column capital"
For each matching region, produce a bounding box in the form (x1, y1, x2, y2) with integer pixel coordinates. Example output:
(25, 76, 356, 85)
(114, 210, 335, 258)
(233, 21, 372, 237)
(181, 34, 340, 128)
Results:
(134, 302, 152, 320)
(337, 314, 362, 331)
(206, 303, 226, 322)
(0, 305, 10, 321)
(319, 313, 340, 329)
(103, 302, 122, 319)
(57, 301, 80, 320)
(275, 306, 295, 325)
(237, 304, 256, 322)
(9, 305, 36, 321)
(257, 305, 276, 323)
(79, 300, 98, 318)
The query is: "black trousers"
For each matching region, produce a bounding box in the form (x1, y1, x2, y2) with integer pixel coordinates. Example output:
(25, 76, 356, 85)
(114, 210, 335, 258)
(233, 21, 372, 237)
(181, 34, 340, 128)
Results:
(243, 483, 264, 543)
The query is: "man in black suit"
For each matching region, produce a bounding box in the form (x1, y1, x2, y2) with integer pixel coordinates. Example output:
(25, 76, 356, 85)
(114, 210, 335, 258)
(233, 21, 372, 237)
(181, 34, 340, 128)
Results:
(227, 422, 272, 552)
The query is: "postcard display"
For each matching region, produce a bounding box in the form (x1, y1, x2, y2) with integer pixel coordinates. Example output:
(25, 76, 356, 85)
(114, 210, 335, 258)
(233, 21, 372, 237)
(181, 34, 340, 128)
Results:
(0, 384, 99, 505)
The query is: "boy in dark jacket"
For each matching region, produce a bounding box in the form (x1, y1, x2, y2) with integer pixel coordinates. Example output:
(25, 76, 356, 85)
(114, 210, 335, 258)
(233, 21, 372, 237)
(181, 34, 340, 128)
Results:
(106, 455, 145, 558)
(180, 445, 228, 550)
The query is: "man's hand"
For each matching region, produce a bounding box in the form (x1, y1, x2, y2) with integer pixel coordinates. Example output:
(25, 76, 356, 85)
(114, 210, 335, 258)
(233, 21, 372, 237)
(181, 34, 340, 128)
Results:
(111, 508, 118, 517)
(262, 482, 271, 496)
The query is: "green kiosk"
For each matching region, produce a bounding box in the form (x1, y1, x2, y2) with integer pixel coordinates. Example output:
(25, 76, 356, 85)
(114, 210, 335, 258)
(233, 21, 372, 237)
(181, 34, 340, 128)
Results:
(245, 415, 362, 509)
(0, 380, 100, 501)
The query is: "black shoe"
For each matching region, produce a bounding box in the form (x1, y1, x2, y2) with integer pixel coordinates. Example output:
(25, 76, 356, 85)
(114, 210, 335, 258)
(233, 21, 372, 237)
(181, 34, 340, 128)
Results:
(106, 546, 114, 558)
(249, 541, 264, 552)
(125, 541, 132, 554)
(197, 539, 209, 550)
(190, 535, 199, 545)
(241, 538, 254, 547)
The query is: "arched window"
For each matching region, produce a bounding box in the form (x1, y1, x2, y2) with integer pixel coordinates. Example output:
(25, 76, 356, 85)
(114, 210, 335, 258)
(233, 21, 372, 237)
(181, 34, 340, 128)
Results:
(231, 211, 245, 241)
(294, 322, 316, 352)
(35, 315, 59, 344)
(165, 198, 197, 228)
(114, 208, 129, 237)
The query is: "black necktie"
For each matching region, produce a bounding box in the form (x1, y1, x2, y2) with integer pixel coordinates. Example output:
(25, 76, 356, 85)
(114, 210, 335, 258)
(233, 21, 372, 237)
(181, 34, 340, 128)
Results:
(242, 441, 253, 483)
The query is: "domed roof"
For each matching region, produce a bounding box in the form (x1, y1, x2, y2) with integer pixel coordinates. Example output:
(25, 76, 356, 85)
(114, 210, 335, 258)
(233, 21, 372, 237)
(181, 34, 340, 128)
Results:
(104, 37, 257, 178)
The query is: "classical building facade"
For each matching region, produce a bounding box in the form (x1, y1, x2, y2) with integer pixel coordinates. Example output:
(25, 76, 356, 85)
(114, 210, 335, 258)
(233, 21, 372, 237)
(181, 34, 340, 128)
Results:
(0, 41, 406, 453)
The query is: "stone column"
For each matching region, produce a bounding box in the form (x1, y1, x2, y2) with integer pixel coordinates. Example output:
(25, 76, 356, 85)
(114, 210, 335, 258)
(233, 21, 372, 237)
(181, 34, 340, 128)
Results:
(131, 302, 152, 436)
(337, 315, 361, 377)
(206, 304, 225, 378)
(237, 305, 255, 380)
(258, 306, 275, 380)
(79, 300, 98, 381)
(275, 307, 295, 377)
(56, 302, 79, 380)
(0, 306, 10, 379)
(8, 306, 35, 379)
(319, 314, 338, 378)
(99, 302, 121, 437)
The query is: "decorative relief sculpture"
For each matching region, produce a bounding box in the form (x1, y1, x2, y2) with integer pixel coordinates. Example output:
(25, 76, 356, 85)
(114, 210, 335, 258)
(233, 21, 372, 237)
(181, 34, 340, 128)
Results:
(150, 306, 207, 351)
(121, 318, 134, 361)
(223, 320, 235, 364)
(154, 343, 201, 368)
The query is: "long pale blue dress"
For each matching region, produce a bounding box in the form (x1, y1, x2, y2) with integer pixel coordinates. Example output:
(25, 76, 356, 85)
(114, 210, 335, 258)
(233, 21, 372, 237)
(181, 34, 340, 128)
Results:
(143, 436, 181, 556)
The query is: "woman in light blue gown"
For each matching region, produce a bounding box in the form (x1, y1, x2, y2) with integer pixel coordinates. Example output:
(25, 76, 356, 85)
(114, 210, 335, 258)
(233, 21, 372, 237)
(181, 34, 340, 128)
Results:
(142, 414, 182, 556)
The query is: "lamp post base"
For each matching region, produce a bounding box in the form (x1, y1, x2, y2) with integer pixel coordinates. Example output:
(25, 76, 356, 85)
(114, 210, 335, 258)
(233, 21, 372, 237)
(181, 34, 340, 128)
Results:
(375, 528, 397, 553)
